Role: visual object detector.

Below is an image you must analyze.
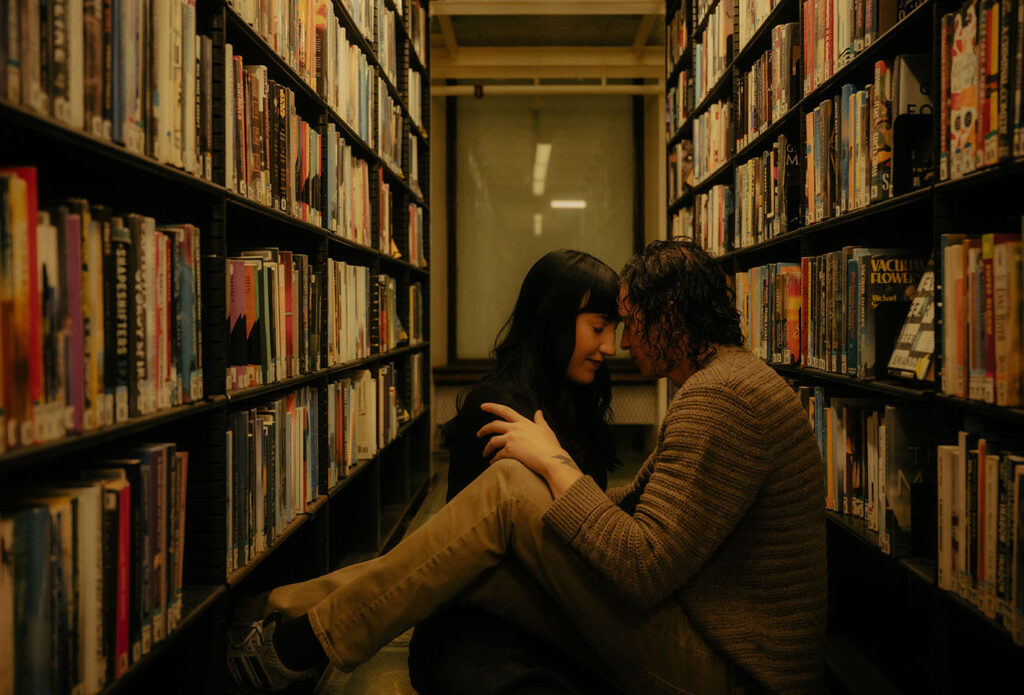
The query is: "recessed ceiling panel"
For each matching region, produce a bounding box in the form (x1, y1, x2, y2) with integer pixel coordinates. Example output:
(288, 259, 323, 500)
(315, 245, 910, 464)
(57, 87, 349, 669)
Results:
(444, 15, 662, 47)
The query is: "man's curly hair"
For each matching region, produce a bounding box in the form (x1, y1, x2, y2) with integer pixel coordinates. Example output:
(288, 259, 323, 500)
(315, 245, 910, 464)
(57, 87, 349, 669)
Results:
(620, 240, 743, 372)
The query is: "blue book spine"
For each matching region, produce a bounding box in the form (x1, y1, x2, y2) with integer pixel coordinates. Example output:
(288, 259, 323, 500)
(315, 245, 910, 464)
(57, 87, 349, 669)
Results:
(14, 506, 53, 695)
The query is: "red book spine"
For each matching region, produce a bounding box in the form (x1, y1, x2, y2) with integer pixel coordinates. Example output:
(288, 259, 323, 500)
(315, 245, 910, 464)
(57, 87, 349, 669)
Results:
(0, 168, 44, 441)
(115, 483, 131, 678)
(801, 256, 811, 366)
(66, 212, 86, 432)
(825, 0, 834, 80)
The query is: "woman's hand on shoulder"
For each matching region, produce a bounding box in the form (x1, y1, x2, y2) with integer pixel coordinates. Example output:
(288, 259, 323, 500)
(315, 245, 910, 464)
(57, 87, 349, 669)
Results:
(477, 404, 583, 497)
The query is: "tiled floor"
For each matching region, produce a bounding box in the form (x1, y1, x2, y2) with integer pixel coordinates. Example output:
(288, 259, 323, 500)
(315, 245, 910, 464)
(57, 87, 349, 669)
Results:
(319, 431, 649, 695)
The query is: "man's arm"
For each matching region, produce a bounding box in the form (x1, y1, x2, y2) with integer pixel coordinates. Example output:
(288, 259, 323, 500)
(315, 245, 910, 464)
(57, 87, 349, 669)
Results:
(542, 384, 774, 612)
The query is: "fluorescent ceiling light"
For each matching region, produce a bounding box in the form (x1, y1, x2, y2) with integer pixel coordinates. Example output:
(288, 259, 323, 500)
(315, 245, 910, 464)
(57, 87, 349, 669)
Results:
(533, 213, 543, 236)
(550, 199, 586, 209)
(532, 143, 552, 196)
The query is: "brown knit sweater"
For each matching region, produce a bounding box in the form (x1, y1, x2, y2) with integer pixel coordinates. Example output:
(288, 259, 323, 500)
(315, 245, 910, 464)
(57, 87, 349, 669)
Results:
(543, 346, 827, 694)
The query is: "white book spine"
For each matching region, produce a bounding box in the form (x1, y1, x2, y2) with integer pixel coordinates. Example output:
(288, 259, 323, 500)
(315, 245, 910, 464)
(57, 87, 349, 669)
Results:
(182, 0, 197, 174)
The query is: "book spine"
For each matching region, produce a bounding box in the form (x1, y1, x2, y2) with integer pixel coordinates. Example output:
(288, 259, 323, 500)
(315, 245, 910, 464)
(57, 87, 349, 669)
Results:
(115, 481, 132, 675)
(982, 234, 997, 404)
(940, 14, 952, 180)
(1015, 0, 1024, 155)
(997, 0, 1015, 159)
(66, 212, 86, 432)
(983, 0, 1000, 166)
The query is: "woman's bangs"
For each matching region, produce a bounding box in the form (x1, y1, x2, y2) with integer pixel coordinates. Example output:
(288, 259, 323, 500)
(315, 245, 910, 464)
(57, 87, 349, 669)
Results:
(579, 270, 620, 318)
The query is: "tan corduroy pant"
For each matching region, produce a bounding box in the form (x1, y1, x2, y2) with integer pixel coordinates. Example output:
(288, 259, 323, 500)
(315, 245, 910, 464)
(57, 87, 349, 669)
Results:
(248, 459, 743, 695)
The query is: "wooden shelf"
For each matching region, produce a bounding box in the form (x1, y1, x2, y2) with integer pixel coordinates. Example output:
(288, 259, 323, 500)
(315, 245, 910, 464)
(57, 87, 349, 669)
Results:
(0, 398, 226, 473)
(718, 227, 801, 262)
(797, 186, 932, 238)
(772, 364, 935, 400)
(934, 394, 1024, 423)
(733, 0, 799, 68)
(0, 99, 224, 197)
(691, 59, 734, 120)
(693, 154, 735, 192)
(733, 100, 800, 162)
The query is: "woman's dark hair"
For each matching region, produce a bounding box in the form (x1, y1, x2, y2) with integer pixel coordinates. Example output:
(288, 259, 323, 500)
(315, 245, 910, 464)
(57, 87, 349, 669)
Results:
(619, 240, 743, 372)
(448, 249, 621, 475)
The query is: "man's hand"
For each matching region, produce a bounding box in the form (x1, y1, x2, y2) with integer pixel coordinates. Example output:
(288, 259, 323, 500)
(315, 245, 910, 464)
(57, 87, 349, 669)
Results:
(478, 404, 583, 497)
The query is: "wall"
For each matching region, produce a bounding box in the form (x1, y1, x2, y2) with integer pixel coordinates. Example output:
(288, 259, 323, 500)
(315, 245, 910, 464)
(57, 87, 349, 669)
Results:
(429, 89, 668, 447)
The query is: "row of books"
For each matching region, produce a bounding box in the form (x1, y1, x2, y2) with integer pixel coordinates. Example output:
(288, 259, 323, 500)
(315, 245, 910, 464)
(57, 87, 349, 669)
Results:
(799, 388, 926, 557)
(327, 363, 405, 481)
(0, 168, 204, 453)
(937, 433, 1024, 645)
(693, 100, 733, 182)
(667, 2, 691, 71)
(667, 69, 694, 137)
(226, 249, 321, 392)
(940, 228, 1024, 406)
(322, 15, 376, 146)
(408, 283, 425, 346)
(733, 133, 800, 247)
(324, 125, 374, 246)
(410, 351, 425, 415)
(735, 22, 800, 151)
(697, 0, 721, 31)
(407, 203, 426, 267)
(803, 54, 931, 225)
(326, 371, 374, 486)
(939, 0, 1024, 181)
(671, 206, 695, 241)
(378, 1, 399, 85)
(669, 139, 695, 203)
(409, 132, 423, 197)
(410, 0, 428, 66)
(379, 79, 403, 172)
(225, 55, 324, 226)
(801, 0, 904, 96)
(380, 177, 394, 256)
(226, 388, 319, 574)
(326, 259, 373, 366)
(374, 274, 402, 353)
(226, 0, 377, 143)
(734, 249, 928, 376)
(693, 184, 734, 256)
(801, 386, 1024, 648)
(694, 0, 735, 104)
(409, 69, 423, 128)
(1, 0, 213, 179)
(0, 444, 190, 694)
(738, 0, 786, 48)
(340, 0, 374, 38)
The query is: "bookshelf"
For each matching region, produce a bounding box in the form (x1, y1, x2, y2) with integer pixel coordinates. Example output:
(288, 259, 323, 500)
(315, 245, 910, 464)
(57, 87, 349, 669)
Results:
(0, 0, 430, 692)
(666, 0, 1024, 691)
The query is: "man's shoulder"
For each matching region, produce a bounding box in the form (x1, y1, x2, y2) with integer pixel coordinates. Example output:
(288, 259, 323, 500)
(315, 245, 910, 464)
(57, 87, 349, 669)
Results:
(673, 347, 783, 409)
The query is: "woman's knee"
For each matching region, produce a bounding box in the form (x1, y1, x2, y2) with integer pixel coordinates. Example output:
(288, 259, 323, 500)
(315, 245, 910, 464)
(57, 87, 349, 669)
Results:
(487, 458, 552, 502)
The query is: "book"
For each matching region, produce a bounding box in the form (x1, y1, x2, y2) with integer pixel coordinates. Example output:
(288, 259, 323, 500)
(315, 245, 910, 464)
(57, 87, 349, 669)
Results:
(887, 263, 936, 380)
(891, 54, 934, 193)
(860, 252, 928, 377)
(882, 405, 931, 557)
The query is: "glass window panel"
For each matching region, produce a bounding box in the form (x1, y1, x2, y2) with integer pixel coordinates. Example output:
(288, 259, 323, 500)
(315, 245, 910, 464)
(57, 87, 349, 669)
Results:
(455, 95, 635, 359)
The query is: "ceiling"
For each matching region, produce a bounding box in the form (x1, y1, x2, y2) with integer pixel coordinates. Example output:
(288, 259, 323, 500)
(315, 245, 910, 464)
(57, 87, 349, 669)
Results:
(429, 1, 666, 94)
